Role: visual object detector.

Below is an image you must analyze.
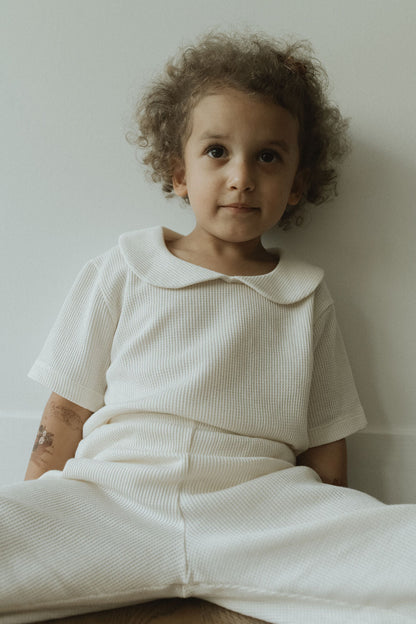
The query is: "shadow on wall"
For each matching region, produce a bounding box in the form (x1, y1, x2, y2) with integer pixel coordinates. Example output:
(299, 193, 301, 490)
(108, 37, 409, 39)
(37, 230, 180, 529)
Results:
(348, 431, 416, 504)
(267, 138, 416, 505)
(272, 136, 416, 288)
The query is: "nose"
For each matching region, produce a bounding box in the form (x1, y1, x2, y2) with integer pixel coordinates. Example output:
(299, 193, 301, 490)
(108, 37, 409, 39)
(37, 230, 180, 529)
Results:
(226, 158, 255, 192)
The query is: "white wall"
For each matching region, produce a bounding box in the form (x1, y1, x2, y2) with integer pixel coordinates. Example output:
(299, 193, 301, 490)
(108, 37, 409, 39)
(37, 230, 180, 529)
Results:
(1, 0, 416, 500)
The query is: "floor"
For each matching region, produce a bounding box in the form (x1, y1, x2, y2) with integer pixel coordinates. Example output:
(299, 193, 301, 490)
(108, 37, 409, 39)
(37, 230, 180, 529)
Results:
(44, 599, 266, 623)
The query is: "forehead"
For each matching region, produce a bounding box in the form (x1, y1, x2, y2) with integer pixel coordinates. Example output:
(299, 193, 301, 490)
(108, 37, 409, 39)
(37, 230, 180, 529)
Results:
(187, 88, 299, 144)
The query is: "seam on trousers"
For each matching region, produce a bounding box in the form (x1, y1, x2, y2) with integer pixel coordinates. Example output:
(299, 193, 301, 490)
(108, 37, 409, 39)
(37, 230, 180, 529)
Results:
(177, 420, 198, 595)
(192, 582, 416, 623)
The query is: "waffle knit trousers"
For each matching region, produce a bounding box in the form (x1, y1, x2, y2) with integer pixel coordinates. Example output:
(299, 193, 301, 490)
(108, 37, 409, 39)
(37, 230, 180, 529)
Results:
(1, 416, 416, 624)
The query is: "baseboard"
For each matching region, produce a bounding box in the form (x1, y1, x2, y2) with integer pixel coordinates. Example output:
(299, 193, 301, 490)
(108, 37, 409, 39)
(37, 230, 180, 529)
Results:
(1, 414, 415, 504)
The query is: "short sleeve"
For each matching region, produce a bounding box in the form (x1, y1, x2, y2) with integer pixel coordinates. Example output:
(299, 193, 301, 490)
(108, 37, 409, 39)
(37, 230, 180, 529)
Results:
(28, 260, 118, 412)
(307, 301, 367, 448)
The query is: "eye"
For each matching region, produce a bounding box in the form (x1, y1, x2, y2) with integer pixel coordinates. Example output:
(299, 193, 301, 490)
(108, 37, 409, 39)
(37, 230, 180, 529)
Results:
(206, 145, 226, 159)
(258, 150, 280, 163)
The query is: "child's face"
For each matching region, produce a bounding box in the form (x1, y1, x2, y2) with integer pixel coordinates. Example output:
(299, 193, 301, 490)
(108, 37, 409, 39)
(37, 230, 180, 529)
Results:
(172, 88, 303, 246)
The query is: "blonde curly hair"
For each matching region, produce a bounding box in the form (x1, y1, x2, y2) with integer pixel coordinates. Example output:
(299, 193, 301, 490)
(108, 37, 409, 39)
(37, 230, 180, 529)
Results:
(127, 30, 350, 228)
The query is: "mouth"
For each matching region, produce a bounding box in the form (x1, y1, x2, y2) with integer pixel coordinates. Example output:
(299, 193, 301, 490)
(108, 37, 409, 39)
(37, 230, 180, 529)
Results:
(220, 203, 259, 213)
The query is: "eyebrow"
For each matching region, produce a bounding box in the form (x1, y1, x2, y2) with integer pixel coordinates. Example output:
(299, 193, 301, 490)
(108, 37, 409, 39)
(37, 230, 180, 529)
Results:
(268, 140, 290, 153)
(198, 133, 290, 153)
(198, 132, 229, 142)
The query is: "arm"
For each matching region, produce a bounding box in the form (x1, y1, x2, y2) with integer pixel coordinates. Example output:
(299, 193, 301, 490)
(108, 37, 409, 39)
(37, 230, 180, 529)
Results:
(296, 438, 348, 487)
(25, 392, 93, 480)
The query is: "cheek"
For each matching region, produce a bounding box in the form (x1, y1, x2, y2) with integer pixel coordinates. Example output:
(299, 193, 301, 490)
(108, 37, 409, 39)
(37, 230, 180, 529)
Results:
(191, 170, 217, 193)
(265, 175, 290, 195)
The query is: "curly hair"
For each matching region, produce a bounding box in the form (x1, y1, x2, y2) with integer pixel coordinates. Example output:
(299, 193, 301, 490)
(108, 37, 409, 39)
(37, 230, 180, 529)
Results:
(127, 30, 350, 228)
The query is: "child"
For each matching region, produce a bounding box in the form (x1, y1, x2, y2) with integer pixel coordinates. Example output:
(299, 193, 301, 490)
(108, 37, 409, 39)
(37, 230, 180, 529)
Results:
(1, 31, 415, 624)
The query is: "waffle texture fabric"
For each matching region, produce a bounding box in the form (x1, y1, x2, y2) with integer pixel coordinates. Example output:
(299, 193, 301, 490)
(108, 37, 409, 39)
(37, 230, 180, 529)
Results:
(27, 225, 366, 452)
(1, 225, 415, 624)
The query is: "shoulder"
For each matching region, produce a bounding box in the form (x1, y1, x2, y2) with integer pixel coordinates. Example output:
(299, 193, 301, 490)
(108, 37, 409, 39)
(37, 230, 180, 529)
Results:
(75, 239, 131, 319)
(85, 226, 167, 300)
(117, 225, 168, 283)
(313, 279, 334, 317)
(87, 243, 127, 293)
(263, 247, 325, 305)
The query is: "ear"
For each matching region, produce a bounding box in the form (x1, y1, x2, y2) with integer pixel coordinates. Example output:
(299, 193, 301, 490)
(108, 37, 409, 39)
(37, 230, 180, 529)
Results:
(172, 161, 188, 198)
(287, 169, 309, 206)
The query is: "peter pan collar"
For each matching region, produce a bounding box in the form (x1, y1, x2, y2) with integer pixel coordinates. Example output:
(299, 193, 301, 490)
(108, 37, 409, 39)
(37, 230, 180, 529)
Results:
(119, 226, 323, 305)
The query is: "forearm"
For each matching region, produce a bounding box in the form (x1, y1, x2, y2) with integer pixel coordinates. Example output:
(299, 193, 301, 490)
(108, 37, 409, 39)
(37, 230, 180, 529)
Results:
(25, 393, 93, 480)
(296, 438, 348, 487)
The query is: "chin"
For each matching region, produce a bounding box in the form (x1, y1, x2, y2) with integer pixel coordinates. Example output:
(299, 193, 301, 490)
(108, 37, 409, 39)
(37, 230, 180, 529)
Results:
(221, 232, 261, 244)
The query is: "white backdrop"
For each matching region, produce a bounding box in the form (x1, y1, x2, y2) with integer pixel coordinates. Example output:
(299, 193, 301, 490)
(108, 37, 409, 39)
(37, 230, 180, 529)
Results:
(1, 0, 416, 497)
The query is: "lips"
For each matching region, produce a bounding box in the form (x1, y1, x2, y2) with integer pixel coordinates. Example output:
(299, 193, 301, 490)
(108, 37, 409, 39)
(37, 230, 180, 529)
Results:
(221, 203, 258, 212)
(223, 202, 255, 208)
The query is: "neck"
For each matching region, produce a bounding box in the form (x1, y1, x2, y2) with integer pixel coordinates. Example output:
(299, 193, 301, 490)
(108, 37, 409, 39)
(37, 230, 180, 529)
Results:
(177, 227, 269, 263)
(165, 226, 278, 276)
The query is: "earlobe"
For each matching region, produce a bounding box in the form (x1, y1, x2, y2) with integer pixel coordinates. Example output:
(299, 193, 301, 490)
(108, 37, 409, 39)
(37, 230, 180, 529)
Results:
(287, 190, 302, 206)
(172, 164, 188, 198)
(288, 169, 309, 206)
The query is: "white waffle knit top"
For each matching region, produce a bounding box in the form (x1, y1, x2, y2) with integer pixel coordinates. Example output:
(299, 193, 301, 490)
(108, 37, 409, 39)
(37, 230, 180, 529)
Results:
(28, 225, 366, 456)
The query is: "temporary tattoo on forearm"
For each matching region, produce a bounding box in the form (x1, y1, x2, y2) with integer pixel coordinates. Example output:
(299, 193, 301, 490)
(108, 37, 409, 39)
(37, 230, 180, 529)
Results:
(49, 400, 85, 431)
(32, 425, 54, 453)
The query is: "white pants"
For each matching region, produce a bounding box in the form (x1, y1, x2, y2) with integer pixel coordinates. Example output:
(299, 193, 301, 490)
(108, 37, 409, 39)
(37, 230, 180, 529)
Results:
(1, 416, 416, 624)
